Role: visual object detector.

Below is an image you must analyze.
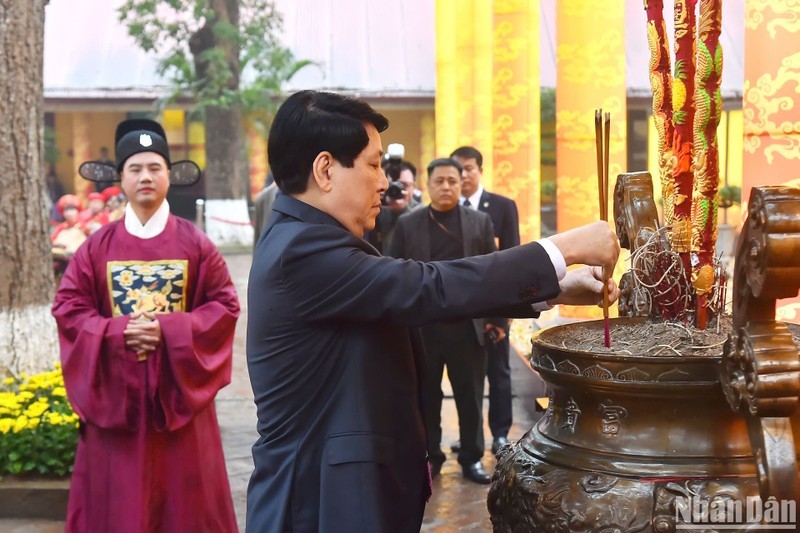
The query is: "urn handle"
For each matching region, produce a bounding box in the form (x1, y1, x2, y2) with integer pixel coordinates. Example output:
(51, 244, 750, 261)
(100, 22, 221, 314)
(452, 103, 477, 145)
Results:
(613, 171, 661, 252)
(720, 186, 800, 503)
(614, 172, 662, 318)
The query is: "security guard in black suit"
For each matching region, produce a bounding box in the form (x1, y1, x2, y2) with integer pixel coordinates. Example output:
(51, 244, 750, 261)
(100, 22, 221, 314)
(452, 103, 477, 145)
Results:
(452, 146, 521, 454)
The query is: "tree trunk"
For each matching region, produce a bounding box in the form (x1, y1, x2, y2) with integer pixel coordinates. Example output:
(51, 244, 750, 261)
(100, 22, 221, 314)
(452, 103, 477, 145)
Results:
(0, 0, 59, 375)
(205, 104, 246, 200)
(189, 0, 245, 200)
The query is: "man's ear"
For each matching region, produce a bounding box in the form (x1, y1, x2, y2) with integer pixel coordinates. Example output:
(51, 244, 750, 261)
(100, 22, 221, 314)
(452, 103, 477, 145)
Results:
(311, 152, 334, 193)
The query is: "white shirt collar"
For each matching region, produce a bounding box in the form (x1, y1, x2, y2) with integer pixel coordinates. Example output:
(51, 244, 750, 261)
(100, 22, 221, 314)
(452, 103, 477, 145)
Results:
(124, 199, 170, 239)
(462, 185, 484, 209)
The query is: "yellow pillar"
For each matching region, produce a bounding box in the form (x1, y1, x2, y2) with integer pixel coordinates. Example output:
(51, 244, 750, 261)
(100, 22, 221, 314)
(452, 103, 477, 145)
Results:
(492, 0, 541, 242)
(419, 111, 436, 202)
(72, 112, 93, 201)
(435, 0, 493, 177)
(188, 120, 206, 170)
(742, 0, 800, 322)
(556, 0, 626, 319)
(162, 109, 186, 160)
(248, 123, 268, 196)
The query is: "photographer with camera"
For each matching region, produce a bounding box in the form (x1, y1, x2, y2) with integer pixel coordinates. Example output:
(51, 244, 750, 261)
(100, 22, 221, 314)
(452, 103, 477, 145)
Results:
(365, 143, 420, 254)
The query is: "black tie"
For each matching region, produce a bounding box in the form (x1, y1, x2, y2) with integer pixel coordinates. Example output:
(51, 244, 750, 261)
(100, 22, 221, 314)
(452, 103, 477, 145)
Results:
(463, 199, 471, 208)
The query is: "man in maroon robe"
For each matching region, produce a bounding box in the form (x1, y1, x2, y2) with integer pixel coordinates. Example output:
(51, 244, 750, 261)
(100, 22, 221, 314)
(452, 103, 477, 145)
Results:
(52, 119, 240, 533)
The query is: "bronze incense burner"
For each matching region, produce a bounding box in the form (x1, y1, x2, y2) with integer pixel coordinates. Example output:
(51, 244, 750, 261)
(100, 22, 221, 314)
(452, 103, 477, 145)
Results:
(488, 185, 800, 532)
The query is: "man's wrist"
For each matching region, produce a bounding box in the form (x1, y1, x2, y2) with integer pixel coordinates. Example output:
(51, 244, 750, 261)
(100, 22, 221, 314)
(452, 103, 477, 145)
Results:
(537, 238, 567, 281)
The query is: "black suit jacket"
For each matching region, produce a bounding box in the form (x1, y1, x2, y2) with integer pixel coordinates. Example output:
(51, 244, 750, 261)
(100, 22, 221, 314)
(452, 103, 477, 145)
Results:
(387, 205, 497, 344)
(475, 189, 521, 251)
(246, 194, 560, 533)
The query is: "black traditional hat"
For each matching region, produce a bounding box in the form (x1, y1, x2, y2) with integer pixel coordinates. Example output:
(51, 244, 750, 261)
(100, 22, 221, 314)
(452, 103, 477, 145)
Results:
(78, 118, 201, 187)
(114, 118, 171, 171)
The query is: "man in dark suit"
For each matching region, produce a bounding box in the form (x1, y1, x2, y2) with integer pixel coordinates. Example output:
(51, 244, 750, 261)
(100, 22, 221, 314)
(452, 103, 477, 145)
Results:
(388, 158, 500, 484)
(451, 145, 520, 455)
(246, 90, 621, 533)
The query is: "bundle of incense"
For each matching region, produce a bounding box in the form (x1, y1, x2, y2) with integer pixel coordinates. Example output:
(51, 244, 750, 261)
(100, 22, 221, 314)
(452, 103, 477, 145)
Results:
(595, 109, 612, 348)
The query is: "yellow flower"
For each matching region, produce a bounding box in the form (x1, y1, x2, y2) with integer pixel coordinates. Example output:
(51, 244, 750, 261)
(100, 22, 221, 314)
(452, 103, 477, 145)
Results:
(52, 387, 67, 397)
(0, 392, 20, 410)
(0, 418, 13, 434)
(28, 417, 40, 430)
(24, 401, 48, 418)
(2, 377, 14, 386)
(13, 415, 28, 433)
(18, 391, 34, 401)
(46, 412, 64, 425)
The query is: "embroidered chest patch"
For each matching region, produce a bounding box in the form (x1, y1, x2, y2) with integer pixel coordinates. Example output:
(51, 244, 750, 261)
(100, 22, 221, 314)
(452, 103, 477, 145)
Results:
(107, 260, 188, 317)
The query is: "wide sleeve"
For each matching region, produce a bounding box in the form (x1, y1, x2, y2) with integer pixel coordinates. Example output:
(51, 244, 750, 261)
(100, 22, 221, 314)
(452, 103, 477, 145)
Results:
(52, 244, 140, 431)
(152, 242, 240, 431)
(280, 225, 559, 327)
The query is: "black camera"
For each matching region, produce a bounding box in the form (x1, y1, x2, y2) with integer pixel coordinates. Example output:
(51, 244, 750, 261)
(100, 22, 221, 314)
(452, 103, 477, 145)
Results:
(382, 143, 406, 204)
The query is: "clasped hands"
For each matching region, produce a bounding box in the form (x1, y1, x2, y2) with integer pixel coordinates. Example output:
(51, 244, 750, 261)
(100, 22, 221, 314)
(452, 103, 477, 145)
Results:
(547, 221, 622, 307)
(124, 311, 162, 362)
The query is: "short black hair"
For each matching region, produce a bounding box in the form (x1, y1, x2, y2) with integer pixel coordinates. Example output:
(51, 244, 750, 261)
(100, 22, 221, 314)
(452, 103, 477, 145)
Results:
(381, 159, 417, 178)
(268, 90, 389, 194)
(449, 146, 483, 168)
(426, 157, 462, 177)
(400, 161, 416, 178)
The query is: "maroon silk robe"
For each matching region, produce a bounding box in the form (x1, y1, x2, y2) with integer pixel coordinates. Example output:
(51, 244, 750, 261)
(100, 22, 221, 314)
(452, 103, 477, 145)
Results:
(52, 215, 240, 533)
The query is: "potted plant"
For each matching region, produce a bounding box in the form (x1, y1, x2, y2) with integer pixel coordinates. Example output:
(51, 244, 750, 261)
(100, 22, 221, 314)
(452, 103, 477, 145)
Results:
(0, 364, 76, 519)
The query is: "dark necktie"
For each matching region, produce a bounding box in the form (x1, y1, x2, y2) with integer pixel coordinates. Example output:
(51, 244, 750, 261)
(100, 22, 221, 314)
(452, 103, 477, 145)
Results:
(463, 199, 471, 209)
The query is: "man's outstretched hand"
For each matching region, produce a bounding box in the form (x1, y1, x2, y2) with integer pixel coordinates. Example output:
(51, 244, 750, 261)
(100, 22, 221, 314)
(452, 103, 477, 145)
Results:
(548, 221, 620, 280)
(547, 266, 620, 307)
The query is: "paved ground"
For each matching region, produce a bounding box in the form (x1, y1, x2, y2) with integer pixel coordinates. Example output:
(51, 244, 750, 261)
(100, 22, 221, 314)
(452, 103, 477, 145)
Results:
(1, 251, 549, 532)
